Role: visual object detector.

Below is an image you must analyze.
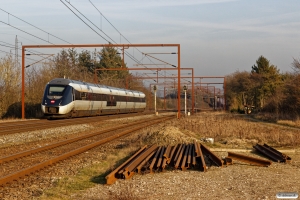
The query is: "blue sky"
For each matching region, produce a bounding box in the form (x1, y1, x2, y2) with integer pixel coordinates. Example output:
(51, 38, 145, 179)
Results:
(1, 0, 300, 79)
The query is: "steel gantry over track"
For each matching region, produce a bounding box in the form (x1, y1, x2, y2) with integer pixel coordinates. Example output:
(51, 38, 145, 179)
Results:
(21, 44, 181, 119)
(94, 67, 194, 114)
(125, 75, 226, 111)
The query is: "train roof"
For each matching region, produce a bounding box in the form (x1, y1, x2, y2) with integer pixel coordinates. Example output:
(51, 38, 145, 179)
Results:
(48, 78, 145, 96)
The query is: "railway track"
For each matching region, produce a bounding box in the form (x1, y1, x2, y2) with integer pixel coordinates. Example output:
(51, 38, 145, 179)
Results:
(0, 112, 151, 136)
(0, 115, 174, 186)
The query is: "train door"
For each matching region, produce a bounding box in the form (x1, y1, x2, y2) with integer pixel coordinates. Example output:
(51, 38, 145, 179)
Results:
(70, 87, 75, 116)
(133, 95, 136, 112)
(89, 88, 94, 115)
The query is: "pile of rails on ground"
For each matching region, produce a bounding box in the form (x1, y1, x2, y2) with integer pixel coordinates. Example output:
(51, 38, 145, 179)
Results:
(106, 142, 292, 185)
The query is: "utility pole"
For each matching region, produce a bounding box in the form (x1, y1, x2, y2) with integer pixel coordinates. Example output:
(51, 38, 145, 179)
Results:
(153, 85, 157, 114)
(183, 85, 187, 115)
(15, 35, 18, 68)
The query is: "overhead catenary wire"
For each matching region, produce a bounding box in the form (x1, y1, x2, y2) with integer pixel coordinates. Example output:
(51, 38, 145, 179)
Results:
(0, 7, 99, 66)
(0, 20, 60, 65)
(64, 0, 177, 80)
(0, 8, 73, 45)
(60, 0, 111, 44)
(0, 41, 50, 60)
(0, 49, 38, 62)
(62, 0, 145, 68)
(89, 0, 169, 74)
(1, 4, 180, 84)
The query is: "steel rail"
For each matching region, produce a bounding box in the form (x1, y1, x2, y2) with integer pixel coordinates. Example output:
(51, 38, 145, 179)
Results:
(191, 146, 196, 166)
(194, 141, 207, 172)
(0, 112, 151, 135)
(106, 142, 223, 184)
(181, 144, 190, 171)
(156, 146, 165, 169)
(262, 144, 291, 162)
(0, 116, 168, 164)
(187, 144, 192, 168)
(227, 152, 272, 167)
(200, 143, 223, 167)
(149, 146, 162, 173)
(168, 144, 179, 165)
(253, 143, 292, 163)
(173, 144, 184, 164)
(175, 144, 186, 169)
(253, 144, 286, 162)
(106, 145, 148, 185)
(123, 144, 158, 179)
(137, 151, 156, 174)
(162, 145, 172, 170)
(0, 115, 174, 185)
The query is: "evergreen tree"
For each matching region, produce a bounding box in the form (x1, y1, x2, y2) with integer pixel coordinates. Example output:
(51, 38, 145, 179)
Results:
(96, 46, 129, 86)
(251, 56, 282, 108)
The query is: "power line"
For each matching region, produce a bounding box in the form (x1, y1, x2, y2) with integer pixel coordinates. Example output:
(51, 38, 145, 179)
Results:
(0, 21, 56, 45)
(0, 4, 177, 81)
(0, 7, 96, 64)
(0, 6, 116, 60)
(88, 1, 178, 79)
(0, 40, 53, 60)
(63, 0, 145, 67)
(0, 49, 38, 62)
(62, 1, 148, 69)
(0, 8, 73, 45)
(60, 0, 111, 43)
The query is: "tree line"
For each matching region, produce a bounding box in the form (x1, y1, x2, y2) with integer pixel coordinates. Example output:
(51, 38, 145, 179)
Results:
(1, 50, 299, 119)
(226, 55, 300, 119)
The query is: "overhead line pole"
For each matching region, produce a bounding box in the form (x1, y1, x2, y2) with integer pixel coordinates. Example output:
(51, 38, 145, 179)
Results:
(95, 67, 194, 114)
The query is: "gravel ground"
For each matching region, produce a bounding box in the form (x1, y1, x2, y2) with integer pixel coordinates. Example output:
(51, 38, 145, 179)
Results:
(0, 113, 299, 200)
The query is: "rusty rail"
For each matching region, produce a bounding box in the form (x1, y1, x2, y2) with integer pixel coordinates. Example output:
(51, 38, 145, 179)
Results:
(227, 152, 271, 167)
(0, 116, 166, 164)
(194, 141, 207, 171)
(0, 112, 151, 136)
(0, 115, 174, 186)
(106, 142, 223, 184)
(107, 146, 148, 185)
(107, 142, 292, 185)
(253, 144, 292, 163)
(123, 144, 158, 179)
(149, 146, 163, 173)
(137, 151, 156, 174)
(200, 143, 223, 167)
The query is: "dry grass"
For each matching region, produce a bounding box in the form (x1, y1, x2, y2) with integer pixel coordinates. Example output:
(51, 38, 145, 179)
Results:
(39, 145, 140, 200)
(277, 119, 300, 128)
(133, 112, 300, 149)
(167, 112, 300, 148)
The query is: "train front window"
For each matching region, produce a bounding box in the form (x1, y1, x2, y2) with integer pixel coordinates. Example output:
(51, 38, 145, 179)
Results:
(48, 85, 66, 96)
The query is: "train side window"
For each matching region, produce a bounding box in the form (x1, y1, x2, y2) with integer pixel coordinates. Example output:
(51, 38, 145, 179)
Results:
(96, 93, 100, 101)
(74, 90, 81, 100)
(81, 92, 86, 100)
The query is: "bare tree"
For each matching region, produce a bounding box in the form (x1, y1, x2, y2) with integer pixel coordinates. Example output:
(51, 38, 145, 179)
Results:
(292, 58, 300, 74)
(0, 55, 20, 118)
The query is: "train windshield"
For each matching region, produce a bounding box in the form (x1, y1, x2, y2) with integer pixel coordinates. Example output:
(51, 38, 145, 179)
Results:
(48, 85, 66, 96)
